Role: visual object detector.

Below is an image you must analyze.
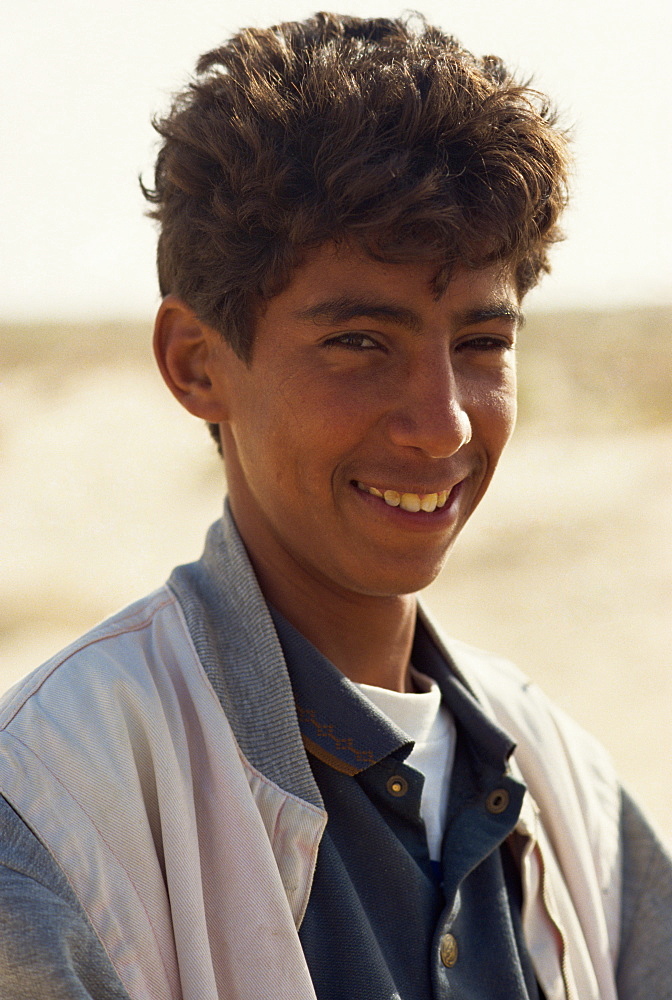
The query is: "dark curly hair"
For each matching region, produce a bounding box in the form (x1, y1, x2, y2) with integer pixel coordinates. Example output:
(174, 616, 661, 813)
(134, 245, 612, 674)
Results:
(145, 11, 570, 362)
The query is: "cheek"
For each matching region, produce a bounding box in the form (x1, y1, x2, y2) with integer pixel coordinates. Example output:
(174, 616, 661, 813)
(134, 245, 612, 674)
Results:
(278, 374, 374, 450)
(467, 373, 517, 446)
(228, 362, 382, 500)
(230, 398, 335, 501)
(504, 368, 518, 430)
(499, 386, 518, 439)
(488, 364, 517, 435)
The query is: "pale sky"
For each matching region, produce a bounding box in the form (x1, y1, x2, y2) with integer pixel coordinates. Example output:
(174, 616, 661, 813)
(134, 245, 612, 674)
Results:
(2, 0, 670, 321)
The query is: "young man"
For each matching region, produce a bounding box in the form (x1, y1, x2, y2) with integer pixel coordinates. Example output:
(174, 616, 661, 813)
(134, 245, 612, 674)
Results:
(0, 13, 670, 1000)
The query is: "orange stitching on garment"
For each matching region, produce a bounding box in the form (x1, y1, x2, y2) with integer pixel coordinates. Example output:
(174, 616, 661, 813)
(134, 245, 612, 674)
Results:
(296, 706, 377, 766)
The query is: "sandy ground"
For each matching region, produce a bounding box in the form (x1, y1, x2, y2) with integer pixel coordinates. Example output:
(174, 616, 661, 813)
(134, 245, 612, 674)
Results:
(1, 341, 670, 842)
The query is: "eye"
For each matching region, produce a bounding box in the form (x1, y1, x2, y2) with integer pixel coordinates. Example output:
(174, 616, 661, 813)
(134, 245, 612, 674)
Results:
(323, 332, 382, 351)
(455, 335, 515, 354)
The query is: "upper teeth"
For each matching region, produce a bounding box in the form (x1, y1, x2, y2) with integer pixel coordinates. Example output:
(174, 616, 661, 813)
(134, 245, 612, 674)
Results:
(356, 483, 449, 513)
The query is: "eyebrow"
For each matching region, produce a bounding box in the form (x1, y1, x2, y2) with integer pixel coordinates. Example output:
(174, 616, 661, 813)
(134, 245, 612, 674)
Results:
(294, 297, 423, 331)
(294, 296, 525, 331)
(457, 304, 526, 329)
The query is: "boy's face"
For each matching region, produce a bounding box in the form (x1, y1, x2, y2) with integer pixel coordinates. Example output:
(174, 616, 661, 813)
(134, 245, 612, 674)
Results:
(217, 242, 520, 601)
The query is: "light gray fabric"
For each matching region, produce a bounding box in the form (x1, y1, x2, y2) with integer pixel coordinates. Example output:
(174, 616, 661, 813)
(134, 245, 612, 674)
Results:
(168, 505, 323, 809)
(617, 789, 672, 1000)
(0, 796, 130, 1000)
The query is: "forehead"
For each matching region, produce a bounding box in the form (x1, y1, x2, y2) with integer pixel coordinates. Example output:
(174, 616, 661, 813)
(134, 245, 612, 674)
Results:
(259, 242, 520, 329)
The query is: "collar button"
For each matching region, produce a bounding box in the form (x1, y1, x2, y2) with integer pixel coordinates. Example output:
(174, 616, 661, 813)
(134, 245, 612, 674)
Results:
(386, 775, 409, 797)
(486, 788, 510, 814)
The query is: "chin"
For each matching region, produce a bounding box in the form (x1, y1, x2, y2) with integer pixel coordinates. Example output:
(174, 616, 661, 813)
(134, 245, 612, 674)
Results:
(343, 551, 452, 599)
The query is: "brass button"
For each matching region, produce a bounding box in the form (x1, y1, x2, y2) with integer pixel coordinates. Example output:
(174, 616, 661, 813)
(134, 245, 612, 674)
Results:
(386, 775, 408, 797)
(486, 788, 510, 814)
(440, 932, 458, 967)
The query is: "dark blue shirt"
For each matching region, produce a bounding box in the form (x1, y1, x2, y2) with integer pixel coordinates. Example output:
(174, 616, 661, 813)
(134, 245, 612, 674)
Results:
(271, 608, 543, 1000)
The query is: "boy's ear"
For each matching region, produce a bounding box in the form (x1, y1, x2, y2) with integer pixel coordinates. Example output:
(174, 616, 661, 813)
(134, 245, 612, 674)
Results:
(153, 296, 230, 422)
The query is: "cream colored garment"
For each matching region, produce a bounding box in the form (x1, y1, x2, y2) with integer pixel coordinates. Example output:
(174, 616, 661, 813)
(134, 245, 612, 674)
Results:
(0, 589, 325, 1000)
(0, 581, 621, 1000)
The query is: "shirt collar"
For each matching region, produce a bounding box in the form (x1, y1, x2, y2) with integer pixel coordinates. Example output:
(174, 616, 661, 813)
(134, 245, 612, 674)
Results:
(411, 620, 516, 774)
(270, 606, 515, 779)
(269, 606, 412, 775)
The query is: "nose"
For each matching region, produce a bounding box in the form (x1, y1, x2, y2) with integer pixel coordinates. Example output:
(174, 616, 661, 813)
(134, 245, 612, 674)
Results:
(386, 353, 472, 459)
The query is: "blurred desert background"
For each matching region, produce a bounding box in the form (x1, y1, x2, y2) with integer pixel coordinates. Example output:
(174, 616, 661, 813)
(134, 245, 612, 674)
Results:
(1, 307, 670, 841)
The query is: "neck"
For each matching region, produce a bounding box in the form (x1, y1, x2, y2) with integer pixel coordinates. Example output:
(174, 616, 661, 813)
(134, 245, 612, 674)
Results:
(244, 543, 417, 693)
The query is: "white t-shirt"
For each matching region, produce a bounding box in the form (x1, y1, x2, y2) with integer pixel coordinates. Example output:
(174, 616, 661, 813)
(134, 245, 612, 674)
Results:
(356, 668, 456, 861)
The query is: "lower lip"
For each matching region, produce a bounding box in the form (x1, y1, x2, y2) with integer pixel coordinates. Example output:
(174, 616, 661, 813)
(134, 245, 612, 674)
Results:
(350, 481, 464, 528)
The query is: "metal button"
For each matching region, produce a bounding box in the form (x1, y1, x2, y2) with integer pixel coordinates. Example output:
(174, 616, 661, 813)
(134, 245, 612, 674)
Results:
(386, 775, 408, 797)
(440, 932, 459, 967)
(486, 788, 510, 814)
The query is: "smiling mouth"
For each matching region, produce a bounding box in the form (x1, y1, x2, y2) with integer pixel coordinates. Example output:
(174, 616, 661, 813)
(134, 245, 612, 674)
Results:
(355, 481, 453, 513)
